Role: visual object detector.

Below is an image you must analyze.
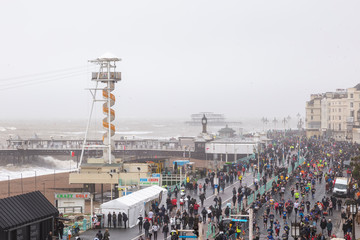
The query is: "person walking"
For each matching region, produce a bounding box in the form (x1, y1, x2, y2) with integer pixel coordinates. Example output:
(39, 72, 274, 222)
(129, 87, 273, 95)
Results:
(162, 223, 169, 239)
(143, 219, 150, 238)
(327, 219, 333, 237)
(152, 222, 159, 240)
(138, 214, 144, 232)
(103, 229, 110, 240)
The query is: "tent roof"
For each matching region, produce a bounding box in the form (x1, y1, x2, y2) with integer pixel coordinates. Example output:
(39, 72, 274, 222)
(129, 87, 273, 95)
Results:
(100, 185, 167, 210)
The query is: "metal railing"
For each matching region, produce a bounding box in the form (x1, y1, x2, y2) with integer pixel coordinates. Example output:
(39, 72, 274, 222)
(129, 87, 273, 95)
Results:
(58, 206, 83, 214)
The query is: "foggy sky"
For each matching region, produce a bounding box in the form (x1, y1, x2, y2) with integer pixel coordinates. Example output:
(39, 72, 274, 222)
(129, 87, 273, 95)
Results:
(1, 0, 360, 121)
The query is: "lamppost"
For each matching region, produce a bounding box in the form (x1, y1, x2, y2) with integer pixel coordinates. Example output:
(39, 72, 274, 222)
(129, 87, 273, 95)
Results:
(257, 143, 260, 182)
(123, 137, 127, 161)
(137, 167, 141, 190)
(347, 200, 357, 240)
(291, 221, 300, 240)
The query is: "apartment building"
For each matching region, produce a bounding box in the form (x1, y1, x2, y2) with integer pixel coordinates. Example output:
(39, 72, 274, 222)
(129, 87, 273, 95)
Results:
(305, 84, 360, 142)
(305, 94, 322, 138)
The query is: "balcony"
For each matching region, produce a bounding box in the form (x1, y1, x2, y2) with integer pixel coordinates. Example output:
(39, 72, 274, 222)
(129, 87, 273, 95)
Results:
(92, 72, 121, 81)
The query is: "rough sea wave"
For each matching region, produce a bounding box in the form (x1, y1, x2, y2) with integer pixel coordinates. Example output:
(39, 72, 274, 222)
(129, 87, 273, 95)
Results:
(0, 156, 76, 181)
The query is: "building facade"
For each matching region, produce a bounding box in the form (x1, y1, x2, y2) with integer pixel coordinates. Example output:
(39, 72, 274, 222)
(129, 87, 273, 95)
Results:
(305, 94, 322, 138)
(305, 84, 360, 142)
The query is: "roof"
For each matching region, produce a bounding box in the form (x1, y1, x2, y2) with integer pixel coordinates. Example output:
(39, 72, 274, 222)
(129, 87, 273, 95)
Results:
(218, 125, 235, 133)
(98, 52, 121, 61)
(100, 185, 167, 210)
(354, 83, 360, 90)
(0, 191, 58, 231)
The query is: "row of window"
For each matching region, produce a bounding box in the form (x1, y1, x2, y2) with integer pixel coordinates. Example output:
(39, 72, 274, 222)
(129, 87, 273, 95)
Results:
(328, 123, 342, 131)
(327, 101, 360, 107)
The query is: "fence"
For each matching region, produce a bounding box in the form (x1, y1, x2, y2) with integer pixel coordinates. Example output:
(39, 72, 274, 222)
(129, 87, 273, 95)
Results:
(248, 175, 279, 206)
(247, 156, 307, 206)
(237, 154, 255, 164)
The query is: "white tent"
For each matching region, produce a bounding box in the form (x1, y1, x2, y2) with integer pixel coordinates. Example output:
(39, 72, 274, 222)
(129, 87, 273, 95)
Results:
(100, 185, 168, 228)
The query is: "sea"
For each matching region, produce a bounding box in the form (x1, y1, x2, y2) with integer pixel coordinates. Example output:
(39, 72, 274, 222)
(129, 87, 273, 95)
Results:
(0, 117, 287, 181)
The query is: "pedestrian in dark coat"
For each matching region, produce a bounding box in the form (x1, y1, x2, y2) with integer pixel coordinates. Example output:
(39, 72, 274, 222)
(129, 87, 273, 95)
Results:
(123, 212, 128, 229)
(107, 212, 111, 228)
(327, 219, 333, 237)
(112, 212, 117, 228)
(320, 217, 327, 234)
(143, 219, 150, 238)
(118, 212, 122, 227)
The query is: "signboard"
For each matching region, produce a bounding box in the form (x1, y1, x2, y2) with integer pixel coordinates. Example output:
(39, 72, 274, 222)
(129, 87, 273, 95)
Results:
(152, 173, 161, 178)
(139, 177, 160, 186)
(173, 160, 190, 166)
(232, 219, 248, 222)
(55, 192, 91, 199)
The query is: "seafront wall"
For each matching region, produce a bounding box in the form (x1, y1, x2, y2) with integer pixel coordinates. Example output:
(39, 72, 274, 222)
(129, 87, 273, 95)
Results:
(0, 172, 111, 212)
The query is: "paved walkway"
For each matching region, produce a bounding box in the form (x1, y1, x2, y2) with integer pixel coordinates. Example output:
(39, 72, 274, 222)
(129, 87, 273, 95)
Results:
(77, 169, 257, 240)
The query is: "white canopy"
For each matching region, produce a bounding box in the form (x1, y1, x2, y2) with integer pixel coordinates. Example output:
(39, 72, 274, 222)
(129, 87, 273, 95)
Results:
(100, 185, 167, 228)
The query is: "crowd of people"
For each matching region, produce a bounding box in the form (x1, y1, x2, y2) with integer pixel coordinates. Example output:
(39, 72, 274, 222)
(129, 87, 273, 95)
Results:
(134, 163, 254, 240)
(219, 132, 360, 240)
(91, 131, 360, 240)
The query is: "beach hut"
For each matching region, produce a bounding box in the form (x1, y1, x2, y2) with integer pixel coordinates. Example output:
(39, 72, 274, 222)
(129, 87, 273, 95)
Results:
(100, 185, 167, 228)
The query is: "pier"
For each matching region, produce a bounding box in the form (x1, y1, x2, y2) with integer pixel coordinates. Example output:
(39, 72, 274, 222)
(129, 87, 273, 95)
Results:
(0, 134, 257, 164)
(0, 137, 206, 164)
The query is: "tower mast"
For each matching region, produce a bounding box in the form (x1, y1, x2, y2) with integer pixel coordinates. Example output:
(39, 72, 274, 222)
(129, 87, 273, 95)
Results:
(79, 53, 121, 166)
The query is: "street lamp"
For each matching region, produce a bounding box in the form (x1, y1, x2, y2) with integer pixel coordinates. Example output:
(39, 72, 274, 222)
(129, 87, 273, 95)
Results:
(137, 167, 141, 190)
(347, 201, 357, 240)
(291, 222, 300, 240)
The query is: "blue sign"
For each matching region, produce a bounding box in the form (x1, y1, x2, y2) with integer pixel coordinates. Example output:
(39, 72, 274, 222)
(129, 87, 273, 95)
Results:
(232, 219, 248, 222)
(173, 160, 190, 166)
(178, 236, 197, 238)
(152, 173, 160, 178)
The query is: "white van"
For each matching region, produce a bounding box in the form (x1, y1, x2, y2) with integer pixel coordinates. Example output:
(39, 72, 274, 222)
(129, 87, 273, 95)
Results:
(333, 177, 350, 197)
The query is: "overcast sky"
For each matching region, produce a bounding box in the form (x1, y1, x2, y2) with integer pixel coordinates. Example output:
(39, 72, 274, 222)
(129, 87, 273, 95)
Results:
(1, 0, 360, 121)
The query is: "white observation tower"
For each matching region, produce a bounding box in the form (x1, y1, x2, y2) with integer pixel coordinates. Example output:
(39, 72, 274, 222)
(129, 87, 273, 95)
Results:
(79, 53, 121, 166)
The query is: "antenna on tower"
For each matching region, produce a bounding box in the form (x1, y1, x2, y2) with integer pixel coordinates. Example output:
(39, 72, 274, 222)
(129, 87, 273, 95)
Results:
(78, 53, 122, 167)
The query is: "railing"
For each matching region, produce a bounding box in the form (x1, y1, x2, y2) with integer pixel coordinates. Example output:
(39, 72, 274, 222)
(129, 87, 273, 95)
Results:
(91, 72, 121, 80)
(58, 206, 83, 214)
(248, 156, 306, 207)
(236, 154, 255, 164)
(162, 174, 186, 187)
(3, 144, 186, 151)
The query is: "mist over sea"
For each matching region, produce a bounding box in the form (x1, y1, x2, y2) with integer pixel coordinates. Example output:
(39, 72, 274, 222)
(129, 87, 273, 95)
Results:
(0, 117, 296, 180)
